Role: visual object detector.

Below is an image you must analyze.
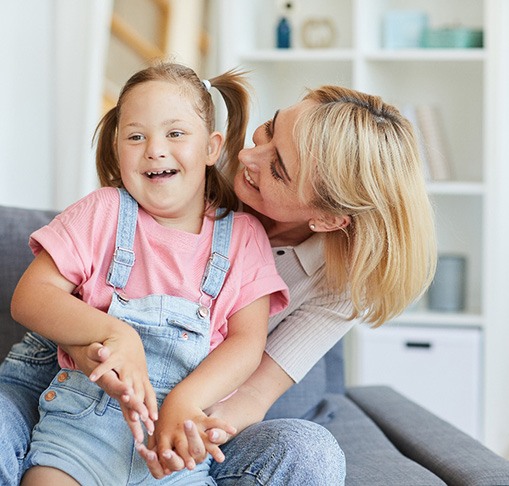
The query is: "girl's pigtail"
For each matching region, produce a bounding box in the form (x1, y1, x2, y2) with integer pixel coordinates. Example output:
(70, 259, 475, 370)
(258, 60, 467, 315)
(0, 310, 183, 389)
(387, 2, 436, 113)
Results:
(209, 69, 251, 182)
(93, 108, 122, 188)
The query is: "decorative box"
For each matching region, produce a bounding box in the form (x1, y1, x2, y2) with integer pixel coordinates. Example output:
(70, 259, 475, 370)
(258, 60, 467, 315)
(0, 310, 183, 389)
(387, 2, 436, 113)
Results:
(422, 27, 483, 48)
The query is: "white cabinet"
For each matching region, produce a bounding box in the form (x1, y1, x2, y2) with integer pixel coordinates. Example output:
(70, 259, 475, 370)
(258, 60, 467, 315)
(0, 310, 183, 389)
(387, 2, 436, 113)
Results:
(217, 0, 509, 457)
(353, 324, 483, 439)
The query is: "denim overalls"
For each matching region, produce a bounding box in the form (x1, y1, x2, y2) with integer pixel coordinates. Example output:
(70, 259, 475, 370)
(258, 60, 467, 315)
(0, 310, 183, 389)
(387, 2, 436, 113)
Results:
(25, 189, 233, 485)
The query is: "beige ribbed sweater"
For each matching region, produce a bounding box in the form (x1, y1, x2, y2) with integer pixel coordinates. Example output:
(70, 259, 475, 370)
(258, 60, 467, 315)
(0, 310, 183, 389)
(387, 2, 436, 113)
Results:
(266, 233, 354, 383)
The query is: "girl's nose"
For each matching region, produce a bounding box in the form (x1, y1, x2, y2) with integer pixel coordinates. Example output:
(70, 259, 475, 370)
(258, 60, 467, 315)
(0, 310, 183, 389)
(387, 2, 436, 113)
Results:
(145, 139, 167, 159)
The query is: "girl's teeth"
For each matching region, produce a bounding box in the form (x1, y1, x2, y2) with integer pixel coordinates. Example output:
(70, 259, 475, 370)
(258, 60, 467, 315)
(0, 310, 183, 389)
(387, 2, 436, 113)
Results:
(146, 169, 177, 177)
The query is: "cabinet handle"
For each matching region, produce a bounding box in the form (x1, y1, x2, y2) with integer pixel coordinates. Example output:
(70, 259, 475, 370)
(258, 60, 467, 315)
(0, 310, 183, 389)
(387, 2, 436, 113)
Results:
(405, 341, 432, 349)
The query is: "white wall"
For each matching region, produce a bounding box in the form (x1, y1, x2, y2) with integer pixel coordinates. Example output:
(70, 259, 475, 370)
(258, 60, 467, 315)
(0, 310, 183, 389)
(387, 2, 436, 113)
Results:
(0, 2, 53, 209)
(0, 0, 112, 211)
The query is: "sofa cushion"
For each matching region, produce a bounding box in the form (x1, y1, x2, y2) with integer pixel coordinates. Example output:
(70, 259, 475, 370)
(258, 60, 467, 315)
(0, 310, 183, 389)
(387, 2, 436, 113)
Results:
(326, 393, 447, 485)
(347, 385, 509, 486)
(0, 205, 56, 360)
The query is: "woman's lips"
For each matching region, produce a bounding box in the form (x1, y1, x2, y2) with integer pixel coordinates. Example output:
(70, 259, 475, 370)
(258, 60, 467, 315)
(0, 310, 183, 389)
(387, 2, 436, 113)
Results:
(244, 168, 259, 191)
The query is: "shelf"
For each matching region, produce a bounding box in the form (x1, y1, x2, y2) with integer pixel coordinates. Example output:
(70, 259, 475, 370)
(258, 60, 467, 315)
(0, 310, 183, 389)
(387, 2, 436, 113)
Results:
(364, 49, 486, 62)
(239, 48, 485, 64)
(221, 0, 509, 454)
(426, 181, 485, 196)
(392, 311, 484, 329)
(239, 48, 356, 63)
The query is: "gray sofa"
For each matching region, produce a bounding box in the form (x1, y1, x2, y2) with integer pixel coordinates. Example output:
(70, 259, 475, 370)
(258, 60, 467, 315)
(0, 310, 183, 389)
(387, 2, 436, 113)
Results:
(2, 204, 509, 485)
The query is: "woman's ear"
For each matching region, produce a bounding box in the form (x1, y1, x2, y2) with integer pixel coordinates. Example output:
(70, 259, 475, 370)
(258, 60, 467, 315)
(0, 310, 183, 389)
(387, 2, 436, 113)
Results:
(311, 214, 351, 233)
(206, 131, 224, 166)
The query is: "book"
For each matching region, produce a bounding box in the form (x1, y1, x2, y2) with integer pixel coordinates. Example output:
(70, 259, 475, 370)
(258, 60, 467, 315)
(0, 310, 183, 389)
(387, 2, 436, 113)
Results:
(415, 104, 453, 181)
(401, 104, 432, 181)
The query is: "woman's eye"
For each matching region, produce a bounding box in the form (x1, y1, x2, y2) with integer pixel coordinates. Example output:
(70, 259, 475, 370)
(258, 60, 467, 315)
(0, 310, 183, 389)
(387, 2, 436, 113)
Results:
(270, 160, 284, 181)
(263, 120, 273, 139)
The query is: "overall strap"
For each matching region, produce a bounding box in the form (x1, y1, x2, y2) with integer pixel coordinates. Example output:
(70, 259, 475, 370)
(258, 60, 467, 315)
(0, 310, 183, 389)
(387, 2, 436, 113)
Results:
(106, 188, 138, 290)
(200, 209, 234, 300)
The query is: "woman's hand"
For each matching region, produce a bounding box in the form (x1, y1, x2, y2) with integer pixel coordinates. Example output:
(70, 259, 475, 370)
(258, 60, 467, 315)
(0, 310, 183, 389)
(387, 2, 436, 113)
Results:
(204, 402, 238, 446)
(136, 407, 236, 479)
(152, 405, 235, 468)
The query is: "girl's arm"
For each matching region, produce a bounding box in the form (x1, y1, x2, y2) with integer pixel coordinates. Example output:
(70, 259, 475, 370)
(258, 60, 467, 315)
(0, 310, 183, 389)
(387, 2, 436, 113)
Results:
(149, 294, 270, 471)
(12, 250, 131, 346)
(11, 249, 157, 441)
(140, 295, 351, 477)
(139, 349, 291, 479)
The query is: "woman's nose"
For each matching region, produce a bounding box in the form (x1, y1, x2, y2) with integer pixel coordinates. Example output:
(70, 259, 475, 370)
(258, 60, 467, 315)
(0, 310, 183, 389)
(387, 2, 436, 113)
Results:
(239, 146, 262, 172)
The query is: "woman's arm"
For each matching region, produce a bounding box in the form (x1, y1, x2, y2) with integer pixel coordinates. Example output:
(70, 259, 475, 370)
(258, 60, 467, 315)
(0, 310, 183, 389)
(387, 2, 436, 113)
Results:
(206, 351, 293, 431)
(147, 295, 270, 471)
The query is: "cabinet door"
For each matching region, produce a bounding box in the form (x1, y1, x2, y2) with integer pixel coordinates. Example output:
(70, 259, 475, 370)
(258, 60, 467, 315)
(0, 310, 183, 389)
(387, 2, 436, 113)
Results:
(353, 324, 482, 439)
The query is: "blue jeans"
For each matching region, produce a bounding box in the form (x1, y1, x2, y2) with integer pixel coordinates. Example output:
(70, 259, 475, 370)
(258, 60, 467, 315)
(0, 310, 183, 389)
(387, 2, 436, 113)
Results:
(0, 333, 59, 486)
(211, 419, 346, 485)
(0, 333, 346, 485)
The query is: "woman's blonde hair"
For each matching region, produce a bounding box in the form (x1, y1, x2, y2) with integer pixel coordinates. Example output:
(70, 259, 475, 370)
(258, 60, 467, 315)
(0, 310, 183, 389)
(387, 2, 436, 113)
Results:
(296, 86, 437, 326)
(94, 61, 251, 216)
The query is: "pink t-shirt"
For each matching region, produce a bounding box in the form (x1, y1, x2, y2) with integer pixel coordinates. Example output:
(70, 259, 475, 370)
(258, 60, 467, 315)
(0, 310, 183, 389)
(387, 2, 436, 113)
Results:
(30, 188, 289, 367)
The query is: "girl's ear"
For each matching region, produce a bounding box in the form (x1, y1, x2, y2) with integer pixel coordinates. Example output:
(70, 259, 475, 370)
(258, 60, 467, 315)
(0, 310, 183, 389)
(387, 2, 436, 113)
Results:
(206, 131, 224, 166)
(311, 214, 351, 233)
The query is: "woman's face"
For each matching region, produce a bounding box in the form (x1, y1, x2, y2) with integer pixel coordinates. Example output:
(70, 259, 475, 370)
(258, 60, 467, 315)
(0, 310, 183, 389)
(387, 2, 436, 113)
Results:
(234, 99, 320, 227)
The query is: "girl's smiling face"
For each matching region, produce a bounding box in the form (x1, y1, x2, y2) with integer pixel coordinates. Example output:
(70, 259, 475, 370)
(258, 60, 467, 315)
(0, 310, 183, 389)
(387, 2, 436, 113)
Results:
(116, 80, 222, 231)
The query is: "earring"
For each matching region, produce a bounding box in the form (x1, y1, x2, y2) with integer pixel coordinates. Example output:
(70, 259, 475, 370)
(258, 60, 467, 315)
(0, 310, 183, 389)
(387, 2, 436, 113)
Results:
(309, 223, 316, 231)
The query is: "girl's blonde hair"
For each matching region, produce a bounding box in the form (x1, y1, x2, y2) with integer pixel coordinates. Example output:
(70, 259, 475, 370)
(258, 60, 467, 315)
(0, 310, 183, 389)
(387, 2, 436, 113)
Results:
(94, 61, 251, 216)
(296, 86, 436, 326)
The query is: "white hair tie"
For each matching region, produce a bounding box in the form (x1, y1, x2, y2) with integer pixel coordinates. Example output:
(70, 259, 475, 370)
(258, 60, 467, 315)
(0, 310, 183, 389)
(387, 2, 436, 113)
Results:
(202, 79, 211, 92)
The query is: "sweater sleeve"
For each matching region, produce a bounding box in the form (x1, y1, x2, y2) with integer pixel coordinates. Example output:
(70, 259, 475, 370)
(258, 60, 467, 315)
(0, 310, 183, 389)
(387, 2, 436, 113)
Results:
(265, 291, 354, 383)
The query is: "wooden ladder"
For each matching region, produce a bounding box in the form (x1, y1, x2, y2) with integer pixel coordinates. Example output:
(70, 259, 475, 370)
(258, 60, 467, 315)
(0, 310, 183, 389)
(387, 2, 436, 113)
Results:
(103, 0, 171, 112)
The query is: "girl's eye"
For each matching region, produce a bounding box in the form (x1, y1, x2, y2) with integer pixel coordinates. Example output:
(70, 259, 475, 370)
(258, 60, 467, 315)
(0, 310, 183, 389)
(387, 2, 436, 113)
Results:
(128, 134, 144, 141)
(168, 130, 184, 138)
(270, 160, 284, 181)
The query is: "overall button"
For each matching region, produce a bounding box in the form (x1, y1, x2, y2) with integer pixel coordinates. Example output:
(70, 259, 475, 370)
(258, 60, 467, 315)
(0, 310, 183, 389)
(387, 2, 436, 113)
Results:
(57, 371, 69, 383)
(44, 390, 57, 401)
(197, 306, 210, 318)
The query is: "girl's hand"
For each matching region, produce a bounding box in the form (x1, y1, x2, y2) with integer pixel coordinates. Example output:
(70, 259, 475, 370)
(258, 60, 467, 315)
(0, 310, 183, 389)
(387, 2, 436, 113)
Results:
(87, 326, 158, 440)
(65, 343, 132, 400)
(154, 404, 235, 469)
(137, 408, 236, 479)
(65, 340, 155, 442)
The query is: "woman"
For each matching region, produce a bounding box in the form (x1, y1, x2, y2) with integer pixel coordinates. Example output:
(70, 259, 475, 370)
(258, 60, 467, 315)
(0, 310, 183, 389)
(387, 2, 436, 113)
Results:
(0, 85, 435, 485)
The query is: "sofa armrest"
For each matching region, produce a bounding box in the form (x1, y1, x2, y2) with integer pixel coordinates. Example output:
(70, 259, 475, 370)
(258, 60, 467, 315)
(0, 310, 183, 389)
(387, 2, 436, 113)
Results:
(346, 385, 509, 486)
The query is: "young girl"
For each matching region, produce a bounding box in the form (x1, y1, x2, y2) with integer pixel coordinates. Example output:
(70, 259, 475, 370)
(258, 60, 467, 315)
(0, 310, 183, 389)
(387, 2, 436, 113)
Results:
(11, 61, 288, 485)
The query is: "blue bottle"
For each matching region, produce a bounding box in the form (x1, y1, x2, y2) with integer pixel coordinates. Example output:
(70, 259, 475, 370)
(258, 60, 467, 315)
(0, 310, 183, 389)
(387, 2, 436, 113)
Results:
(277, 16, 291, 48)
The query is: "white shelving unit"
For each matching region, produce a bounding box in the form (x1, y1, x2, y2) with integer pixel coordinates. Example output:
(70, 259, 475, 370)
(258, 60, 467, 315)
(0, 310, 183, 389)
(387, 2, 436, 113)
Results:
(217, 0, 509, 457)
(354, 323, 483, 439)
